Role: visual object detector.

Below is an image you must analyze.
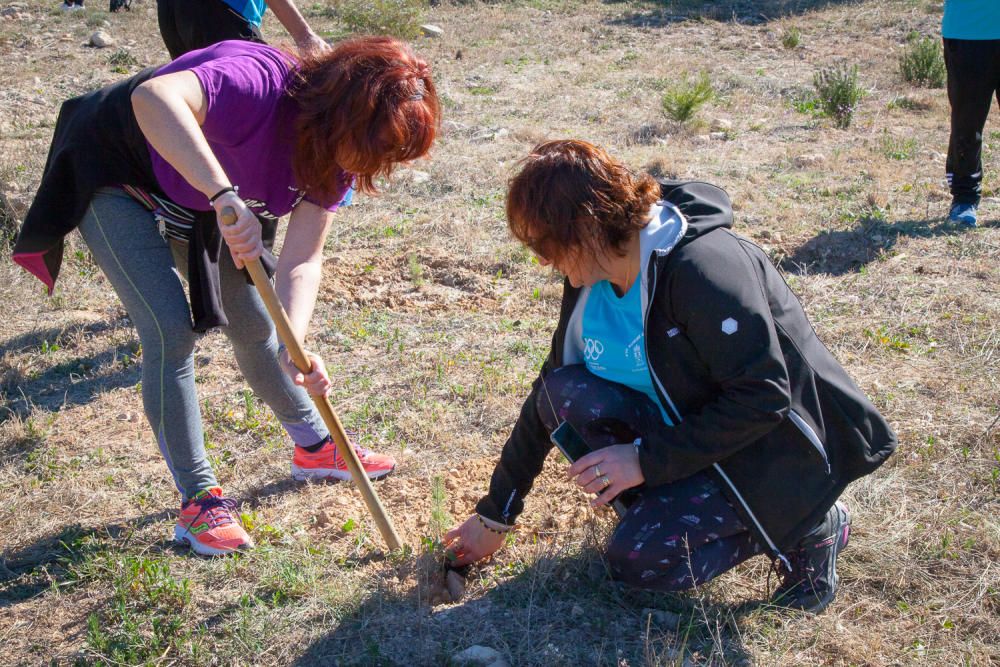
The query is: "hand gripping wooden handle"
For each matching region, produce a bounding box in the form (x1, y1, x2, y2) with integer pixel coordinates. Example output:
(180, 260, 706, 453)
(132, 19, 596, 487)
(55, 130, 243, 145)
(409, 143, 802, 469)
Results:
(221, 206, 403, 551)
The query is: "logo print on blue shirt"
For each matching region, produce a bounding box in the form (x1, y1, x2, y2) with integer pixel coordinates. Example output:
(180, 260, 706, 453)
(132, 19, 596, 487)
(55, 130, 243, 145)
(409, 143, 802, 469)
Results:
(583, 337, 605, 361)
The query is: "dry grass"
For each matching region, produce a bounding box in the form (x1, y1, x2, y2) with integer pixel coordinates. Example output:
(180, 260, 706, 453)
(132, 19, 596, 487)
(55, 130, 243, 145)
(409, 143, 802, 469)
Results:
(1, 0, 998, 665)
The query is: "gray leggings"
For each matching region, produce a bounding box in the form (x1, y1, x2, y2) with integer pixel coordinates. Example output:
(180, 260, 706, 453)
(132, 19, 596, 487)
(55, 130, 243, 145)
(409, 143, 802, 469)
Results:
(78, 187, 328, 498)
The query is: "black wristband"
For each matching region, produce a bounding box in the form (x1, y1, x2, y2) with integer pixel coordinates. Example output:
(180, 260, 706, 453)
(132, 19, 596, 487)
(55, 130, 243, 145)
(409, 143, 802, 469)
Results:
(209, 186, 237, 205)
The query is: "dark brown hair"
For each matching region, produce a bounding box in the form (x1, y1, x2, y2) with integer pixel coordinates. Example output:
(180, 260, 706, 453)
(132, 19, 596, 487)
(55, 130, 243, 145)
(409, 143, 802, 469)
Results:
(506, 140, 660, 265)
(289, 36, 440, 199)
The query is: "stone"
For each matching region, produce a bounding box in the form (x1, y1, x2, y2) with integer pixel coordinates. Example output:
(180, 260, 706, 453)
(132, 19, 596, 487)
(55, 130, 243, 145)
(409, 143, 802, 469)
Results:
(710, 117, 732, 131)
(420, 24, 444, 38)
(641, 607, 682, 630)
(451, 645, 508, 667)
(406, 169, 431, 185)
(445, 569, 466, 602)
(89, 30, 114, 48)
(709, 131, 727, 140)
(794, 153, 826, 168)
(471, 127, 508, 143)
(442, 120, 468, 134)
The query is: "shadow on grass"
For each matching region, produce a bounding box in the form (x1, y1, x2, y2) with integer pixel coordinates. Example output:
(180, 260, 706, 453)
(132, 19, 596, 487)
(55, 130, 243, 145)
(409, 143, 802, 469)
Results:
(0, 319, 140, 424)
(293, 550, 759, 666)
(779, 216, 989, 276)
(0, 512, 174, 606)
(605, 0, 868, 28)
(0, 474, 313, 606)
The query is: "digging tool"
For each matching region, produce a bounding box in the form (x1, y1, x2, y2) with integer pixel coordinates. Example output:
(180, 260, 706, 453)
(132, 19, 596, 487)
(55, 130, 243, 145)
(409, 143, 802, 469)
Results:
(221, 207, 403, 551)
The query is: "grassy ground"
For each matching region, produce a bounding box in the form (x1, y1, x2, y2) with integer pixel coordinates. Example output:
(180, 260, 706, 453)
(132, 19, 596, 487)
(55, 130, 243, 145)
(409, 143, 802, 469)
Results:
(1, 0, 998, 664)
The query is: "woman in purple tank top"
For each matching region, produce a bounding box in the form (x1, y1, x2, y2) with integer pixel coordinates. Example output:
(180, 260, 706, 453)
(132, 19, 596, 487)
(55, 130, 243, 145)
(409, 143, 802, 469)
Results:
(13, 37, 440, 556)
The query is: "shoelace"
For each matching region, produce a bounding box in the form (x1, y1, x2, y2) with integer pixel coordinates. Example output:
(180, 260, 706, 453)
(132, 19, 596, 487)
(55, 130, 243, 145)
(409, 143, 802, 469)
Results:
(767, 548, 813, 595)
(337, 430, 373, 462)
(190, 495, 238, 529)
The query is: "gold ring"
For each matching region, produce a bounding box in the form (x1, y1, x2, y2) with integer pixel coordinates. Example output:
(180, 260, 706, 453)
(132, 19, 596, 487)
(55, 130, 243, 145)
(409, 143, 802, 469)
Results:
(601, 475, 611, 488)
(594, 464, 602, 478)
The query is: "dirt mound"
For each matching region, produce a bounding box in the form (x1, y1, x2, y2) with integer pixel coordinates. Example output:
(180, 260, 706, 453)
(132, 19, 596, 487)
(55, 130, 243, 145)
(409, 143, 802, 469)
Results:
(319, 250, 505, 313)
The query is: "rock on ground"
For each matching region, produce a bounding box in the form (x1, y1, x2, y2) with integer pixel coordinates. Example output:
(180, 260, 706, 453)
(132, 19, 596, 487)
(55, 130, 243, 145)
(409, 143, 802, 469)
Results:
(445, 569, 466, 602)
(794, 153, 826, 168)
(421, 24, 444, 38)
(451, 645, 509, 667)
(89, 30, 114, 48)
(641, 607, 682, 630)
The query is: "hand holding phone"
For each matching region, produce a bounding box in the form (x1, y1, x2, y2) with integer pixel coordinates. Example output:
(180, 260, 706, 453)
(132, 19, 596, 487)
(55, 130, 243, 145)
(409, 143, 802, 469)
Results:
(550, 421, 637, 518)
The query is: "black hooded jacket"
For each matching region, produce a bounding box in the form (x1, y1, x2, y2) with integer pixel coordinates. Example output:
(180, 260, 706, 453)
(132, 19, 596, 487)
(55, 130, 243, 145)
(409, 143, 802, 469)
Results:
(475, 180, 897, 561)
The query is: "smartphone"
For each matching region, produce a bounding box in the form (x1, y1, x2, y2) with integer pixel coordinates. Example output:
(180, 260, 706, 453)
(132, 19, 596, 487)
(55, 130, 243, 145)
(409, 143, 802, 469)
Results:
(550, 420, 628, 518)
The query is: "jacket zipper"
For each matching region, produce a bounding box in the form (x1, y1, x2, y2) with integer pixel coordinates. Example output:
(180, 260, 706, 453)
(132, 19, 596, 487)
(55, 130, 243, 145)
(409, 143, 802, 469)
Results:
(788, 410, 830, 473)
(642, 254, 792, 571)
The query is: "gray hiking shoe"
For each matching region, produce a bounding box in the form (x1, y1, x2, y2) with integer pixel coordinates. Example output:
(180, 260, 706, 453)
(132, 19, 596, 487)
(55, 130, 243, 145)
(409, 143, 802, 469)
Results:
(772, 501, 851, 614)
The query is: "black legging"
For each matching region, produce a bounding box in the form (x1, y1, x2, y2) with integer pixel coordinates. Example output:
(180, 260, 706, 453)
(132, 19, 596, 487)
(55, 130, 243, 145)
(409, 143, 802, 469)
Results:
(944, 38, 1000, 206)
(537, 365, 762, 591)
(157, 0, 264, 59)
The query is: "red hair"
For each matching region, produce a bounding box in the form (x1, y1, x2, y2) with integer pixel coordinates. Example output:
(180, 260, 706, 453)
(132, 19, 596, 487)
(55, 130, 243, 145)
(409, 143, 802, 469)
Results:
(506, 140, 660, 264)
(289, 36, 439, 199)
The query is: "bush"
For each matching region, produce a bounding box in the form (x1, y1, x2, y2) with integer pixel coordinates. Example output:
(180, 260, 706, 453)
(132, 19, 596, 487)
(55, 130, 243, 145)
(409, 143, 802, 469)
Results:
(880, 131, 917, 160)
(335, 0, 427, 39)
(106, 48, 138, 74)
(781, 26, 801, 49)
(813, 64, 863, 129)
(661, 73, 714, 124)
(899, 36, 945, 88)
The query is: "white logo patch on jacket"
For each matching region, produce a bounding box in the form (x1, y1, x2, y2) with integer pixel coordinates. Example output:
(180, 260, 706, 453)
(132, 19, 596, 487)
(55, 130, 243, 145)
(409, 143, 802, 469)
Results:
(721, 318, 738, 335)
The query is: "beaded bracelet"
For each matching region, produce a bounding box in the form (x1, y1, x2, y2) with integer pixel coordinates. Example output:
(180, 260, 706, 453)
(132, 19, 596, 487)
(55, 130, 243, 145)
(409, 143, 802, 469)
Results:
(476, 514, 514, 534)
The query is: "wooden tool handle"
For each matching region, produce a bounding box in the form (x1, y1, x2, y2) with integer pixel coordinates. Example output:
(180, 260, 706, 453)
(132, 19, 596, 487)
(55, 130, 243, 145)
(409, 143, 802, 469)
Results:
(220, 207, 403, 550)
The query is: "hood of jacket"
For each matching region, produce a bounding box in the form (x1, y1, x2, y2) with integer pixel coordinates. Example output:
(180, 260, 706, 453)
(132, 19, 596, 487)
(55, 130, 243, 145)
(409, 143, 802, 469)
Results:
(562, 180, 733, 365)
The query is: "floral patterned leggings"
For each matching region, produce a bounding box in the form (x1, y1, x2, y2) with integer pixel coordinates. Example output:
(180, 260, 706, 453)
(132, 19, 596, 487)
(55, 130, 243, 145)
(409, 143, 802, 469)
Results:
(537, 365, 763, 591)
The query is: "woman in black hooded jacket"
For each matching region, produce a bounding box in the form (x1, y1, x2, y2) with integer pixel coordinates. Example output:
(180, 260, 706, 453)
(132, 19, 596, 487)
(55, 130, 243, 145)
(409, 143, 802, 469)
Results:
(444, 140, 897, 613)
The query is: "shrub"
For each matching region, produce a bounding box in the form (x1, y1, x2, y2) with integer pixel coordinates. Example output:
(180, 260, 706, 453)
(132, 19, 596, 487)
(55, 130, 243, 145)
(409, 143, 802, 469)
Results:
(899, 36, 945, 88)
(813, 64, 863, 129)
(781, 26, 801, 49)
(107, 48, 138, 74)
(335, 0, 427, 39)
(661, 73, 714, 124)
(880, 131, 917, 160)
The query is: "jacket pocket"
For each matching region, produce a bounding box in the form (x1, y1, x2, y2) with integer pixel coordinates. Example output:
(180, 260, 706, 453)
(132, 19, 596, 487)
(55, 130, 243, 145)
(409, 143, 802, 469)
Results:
(788, 410, 830, 474)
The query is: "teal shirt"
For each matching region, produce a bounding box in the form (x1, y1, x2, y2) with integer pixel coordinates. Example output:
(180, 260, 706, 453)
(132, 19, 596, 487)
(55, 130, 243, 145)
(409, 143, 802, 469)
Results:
(582, 278, 673, 425)
(942, 0, 1000, 40)
(222, 0, 267, 27)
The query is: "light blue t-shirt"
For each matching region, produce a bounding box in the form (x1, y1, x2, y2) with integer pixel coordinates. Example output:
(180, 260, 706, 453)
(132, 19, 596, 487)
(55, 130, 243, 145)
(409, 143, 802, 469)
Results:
(223, 0, 267, 27)
(942, 0, 1000, 40)
(582, 278, 673, 425)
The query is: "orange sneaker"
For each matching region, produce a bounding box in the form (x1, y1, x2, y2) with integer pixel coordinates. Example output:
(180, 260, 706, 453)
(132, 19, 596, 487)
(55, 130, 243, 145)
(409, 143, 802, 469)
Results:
(291, 435, 396, 482)
(174, 487, 253, 556)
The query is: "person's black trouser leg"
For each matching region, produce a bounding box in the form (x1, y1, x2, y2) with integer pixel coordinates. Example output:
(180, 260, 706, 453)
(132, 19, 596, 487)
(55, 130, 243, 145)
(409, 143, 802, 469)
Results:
(944, 38, 1000, 206)
(157, 0, 264, 59)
